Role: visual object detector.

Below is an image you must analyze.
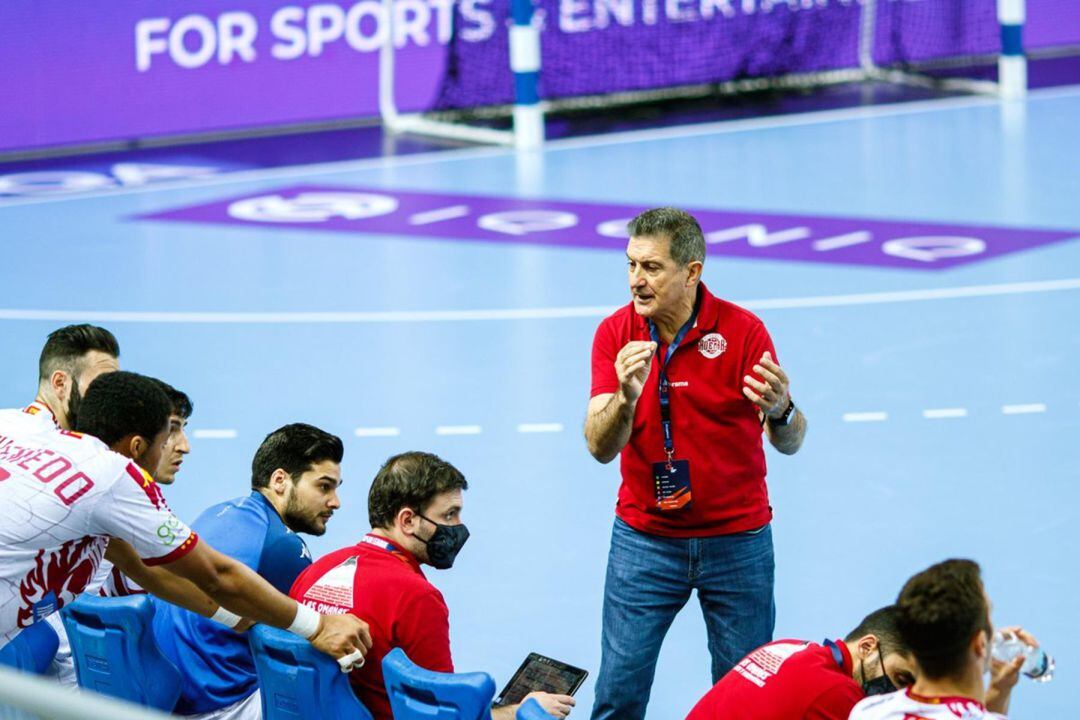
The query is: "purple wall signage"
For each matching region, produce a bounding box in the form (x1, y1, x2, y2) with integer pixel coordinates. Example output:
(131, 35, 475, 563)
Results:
(0, 0, 447, 153)
(139, 186, 1078, 271)
(2, 1, 1078, 152)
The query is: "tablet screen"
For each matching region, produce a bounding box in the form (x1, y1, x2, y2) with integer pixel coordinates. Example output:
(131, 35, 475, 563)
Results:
(493, 653, 589, 707)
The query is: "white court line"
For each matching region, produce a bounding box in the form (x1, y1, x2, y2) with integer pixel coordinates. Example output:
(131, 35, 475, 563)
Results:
(517, 423, 565, 433)
(2, 277, 1077, 324)
(192, 429, 237, 439)
(408, 205, 471, 225)
(1002, 403, 1047, 415)
(435, 425, 482, 436)
(354, 427, 401, 437)
(2, 84, 1077, 210)
(843, 412, 888, 423)
(923, 408, 968, 419)
(811, 231, 873, 251)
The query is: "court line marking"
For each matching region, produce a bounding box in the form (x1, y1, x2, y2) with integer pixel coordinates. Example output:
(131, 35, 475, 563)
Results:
(517, 423, 565, 433)
(435, 425, 483, 436)
(922, 408, 968, 419)
(192, 429, 238, 439)
(354, 426, 401, 437)
(1, 84, 1076, 210)
(196, 405, 1057, 440)
(408, 205, 472, 225)
(1, 277, 1077, 324)
(843, 412, 889, 423)
(1002, 403, 1047, 415)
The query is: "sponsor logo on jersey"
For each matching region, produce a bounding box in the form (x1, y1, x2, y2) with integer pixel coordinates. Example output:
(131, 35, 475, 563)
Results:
(698, 332, 727, 359)
(734, 641, 809, 688)
(156, 515, 185, 546)
(303, 557, 357, 609)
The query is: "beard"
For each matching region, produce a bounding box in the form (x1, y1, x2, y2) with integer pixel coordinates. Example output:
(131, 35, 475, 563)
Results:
(283, 492, 326, 536)
(66, 380, 84, 430)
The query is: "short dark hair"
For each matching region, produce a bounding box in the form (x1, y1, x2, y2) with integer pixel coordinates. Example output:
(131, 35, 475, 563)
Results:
(150, 378, 193, 420)
(627, 208, 706, 266)
(251, 424, 344, 489)
(845, 605, 910, 656)
(74, 371, 171, 448)
(368, 452, 468, 529)
(38, 324, 120, 383)
(896, 559, 990, 680)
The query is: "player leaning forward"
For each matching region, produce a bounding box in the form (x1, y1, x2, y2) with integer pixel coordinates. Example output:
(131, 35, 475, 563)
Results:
(585, 208, 808, 720)
(0, 365, 371, 667)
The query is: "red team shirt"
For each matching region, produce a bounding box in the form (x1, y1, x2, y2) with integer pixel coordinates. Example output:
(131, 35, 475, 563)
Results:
(591, 283, 777, 536)
(686, 639, 863, 720)
(289, 534, 453, 720)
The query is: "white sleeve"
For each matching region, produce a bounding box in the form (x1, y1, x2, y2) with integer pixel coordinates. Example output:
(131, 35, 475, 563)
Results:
(90, 462, 198, 565)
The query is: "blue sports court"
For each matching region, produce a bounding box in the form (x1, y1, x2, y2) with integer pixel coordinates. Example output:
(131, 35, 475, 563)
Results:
(1, 81, 1078, 718)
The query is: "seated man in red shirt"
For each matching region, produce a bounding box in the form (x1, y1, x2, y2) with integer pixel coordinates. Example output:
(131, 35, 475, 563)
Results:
(685, 606, 917, 720)
(290, 451, 575, 720)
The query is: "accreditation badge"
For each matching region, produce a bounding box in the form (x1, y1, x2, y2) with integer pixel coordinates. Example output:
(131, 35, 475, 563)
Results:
(652, 459, 692, 511)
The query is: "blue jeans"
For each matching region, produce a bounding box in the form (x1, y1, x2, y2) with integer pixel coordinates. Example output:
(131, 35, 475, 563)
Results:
(590, 518, 775, 720)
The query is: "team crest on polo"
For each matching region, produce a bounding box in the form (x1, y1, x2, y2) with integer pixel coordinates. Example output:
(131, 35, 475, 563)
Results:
(698, 333, 727, 359)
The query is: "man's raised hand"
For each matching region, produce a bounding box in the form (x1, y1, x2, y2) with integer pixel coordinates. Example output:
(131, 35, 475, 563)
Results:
(615, 341, 657, 403)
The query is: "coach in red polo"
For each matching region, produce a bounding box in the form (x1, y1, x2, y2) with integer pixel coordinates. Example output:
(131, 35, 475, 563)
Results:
(584, 207, 808, 720)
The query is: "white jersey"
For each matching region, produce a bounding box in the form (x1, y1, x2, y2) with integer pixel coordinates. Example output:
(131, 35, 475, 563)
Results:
(850, 688, 1006, 720)
(0, 404, 197, 646)
(91, 559, 145, 597)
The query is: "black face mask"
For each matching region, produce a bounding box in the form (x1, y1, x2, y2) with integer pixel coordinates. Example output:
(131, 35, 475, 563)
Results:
(416, 514, 470, 569)
(860, 646, 897, 697)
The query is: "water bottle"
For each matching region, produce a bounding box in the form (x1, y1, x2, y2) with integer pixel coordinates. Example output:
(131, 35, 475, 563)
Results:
(991, 631, 1054, 682)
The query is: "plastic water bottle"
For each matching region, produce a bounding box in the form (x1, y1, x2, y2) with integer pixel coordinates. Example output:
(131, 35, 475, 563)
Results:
(991, 631, 1054, 682)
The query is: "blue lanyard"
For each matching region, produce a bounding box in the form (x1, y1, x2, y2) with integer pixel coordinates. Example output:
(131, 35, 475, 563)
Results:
(647, 305, 699, 465)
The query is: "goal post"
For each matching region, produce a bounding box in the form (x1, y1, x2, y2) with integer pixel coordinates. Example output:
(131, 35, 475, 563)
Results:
(379, 0, 1030, 149)
(379, 0, 543, 148)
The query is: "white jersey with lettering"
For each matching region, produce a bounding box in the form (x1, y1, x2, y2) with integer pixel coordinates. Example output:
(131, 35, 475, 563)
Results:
(0, 404, 198, 647)
(849, 688, 1007, 720)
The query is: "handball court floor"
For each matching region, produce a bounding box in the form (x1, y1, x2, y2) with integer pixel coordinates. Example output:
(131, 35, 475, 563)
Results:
(1, 86, 1078, 718)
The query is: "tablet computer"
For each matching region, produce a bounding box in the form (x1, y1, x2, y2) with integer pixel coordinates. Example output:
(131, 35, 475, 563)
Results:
(493, 653, 589, 707)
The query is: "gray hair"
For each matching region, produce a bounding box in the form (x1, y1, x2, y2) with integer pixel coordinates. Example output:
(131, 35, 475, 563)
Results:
(627, 208, 706, 267)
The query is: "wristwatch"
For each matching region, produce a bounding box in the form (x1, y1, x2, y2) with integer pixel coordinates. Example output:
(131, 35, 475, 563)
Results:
(767, 399, 796, 427)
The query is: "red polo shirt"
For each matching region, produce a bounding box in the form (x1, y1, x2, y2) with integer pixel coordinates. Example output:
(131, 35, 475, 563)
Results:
(685, 639, 863, 720)
(590, 283, 776, 537)
(289, 535, 453, 720)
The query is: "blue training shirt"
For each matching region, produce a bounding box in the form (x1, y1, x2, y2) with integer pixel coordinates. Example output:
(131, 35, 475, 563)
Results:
(152, 491, 312, 714)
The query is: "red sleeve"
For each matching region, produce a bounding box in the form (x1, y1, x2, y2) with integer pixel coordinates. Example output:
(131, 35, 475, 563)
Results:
(743, 321, 778, 381)
(590, 318, 620, 397)
(395, 588, 453, 673)
(805, 682, 863, 720)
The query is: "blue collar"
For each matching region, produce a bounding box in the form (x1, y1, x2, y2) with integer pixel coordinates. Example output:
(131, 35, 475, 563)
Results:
(824, 639, 845, 669)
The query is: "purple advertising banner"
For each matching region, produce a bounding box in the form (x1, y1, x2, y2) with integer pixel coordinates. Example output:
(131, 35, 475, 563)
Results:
(2, 0, 1077, 152)
(139, 185, 1079, 271)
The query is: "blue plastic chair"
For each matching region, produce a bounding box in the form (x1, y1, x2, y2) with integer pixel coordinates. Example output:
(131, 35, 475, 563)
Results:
(0, 620, 59, 674)
(249, 624, 374, 720)
(516, 698, 555, 719)
(60, 594, 181, 711)
(382, 647, 497, 720)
